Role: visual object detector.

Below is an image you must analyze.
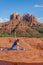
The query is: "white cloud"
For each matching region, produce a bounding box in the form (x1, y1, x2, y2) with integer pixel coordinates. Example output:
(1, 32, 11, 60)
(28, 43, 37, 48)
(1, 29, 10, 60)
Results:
(34, 4, 43, 8)
(0, 18, 9, 23)
(38, 17, 43, 23)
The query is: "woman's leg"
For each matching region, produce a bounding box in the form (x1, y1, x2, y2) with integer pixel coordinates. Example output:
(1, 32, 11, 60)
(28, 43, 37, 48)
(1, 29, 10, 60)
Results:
(10, 44, 16, 49)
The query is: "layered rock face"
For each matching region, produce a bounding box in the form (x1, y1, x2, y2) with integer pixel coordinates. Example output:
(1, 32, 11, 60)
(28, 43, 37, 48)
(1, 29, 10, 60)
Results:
(10, 13, 39, 27)
(10, 13, 21, 21)
(23, 14, 39, 26)
(23, 14, 30, 21)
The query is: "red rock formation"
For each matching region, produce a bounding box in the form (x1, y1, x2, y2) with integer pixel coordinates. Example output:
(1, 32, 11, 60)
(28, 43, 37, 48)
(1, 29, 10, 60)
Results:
(0, 13, 43, 34)
(23, 14, 30, 21)
(39, 24, 43, 27)
(30, 15, 39, 26)
(23, 14, 39, 26)
(10, 13, 40, 27)
(10, 13, 21, 21)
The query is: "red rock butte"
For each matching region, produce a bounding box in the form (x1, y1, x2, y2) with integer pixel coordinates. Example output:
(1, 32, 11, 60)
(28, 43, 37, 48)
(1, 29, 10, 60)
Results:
(10, 13, 21, 22)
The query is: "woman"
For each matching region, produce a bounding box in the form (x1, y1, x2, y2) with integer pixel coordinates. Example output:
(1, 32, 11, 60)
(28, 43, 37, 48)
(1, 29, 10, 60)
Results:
(10, 39, 19, 49)
(0, 39, 25, 50)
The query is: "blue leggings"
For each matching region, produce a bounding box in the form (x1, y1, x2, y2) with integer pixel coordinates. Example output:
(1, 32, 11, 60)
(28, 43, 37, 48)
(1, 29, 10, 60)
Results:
(10, 45, 16, 49)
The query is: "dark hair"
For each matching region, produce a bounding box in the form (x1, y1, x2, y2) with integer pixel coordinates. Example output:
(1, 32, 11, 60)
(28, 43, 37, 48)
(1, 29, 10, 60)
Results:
(16, 39, 19, 42)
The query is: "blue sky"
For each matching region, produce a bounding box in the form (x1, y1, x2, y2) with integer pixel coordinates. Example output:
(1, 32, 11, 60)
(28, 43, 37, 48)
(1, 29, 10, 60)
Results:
(0, 0, 43, 23)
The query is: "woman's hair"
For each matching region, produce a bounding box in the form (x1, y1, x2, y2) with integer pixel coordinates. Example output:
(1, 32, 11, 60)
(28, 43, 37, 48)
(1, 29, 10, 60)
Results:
(16, 39, 19, 42)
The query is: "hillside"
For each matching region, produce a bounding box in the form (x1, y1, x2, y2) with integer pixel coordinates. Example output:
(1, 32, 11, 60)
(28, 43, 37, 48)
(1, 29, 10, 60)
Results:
(0, 13, 43, 37)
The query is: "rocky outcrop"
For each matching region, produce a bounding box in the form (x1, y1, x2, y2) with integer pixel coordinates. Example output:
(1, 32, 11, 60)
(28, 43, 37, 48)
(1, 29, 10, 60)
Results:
(23, 14, 30, 21)
(10, 13, 40, 27)
(22, 14, 39, 26)
(10, 13, 21, 22)
(39, 24, 43, 27)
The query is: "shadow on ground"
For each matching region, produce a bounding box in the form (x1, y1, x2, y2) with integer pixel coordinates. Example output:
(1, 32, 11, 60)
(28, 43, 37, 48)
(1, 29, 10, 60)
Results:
(0, 61, 43, 65)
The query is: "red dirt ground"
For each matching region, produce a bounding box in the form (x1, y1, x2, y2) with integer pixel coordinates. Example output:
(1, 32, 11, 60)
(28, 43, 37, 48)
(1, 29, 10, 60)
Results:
(0, 37, 43, 64)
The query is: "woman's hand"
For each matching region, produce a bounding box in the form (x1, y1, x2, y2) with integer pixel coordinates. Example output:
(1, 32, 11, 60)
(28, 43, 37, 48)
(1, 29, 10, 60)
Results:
(17, 43, 19, 48)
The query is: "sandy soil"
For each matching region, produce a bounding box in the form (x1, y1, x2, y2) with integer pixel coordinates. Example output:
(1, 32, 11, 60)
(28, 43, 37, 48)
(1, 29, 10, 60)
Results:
(0, 37, 43, 64)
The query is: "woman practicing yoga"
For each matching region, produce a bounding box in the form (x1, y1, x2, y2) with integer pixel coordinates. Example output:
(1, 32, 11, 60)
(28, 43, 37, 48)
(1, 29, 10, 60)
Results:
(10, 39, 19, 49)
(0, 39, 25, 50)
